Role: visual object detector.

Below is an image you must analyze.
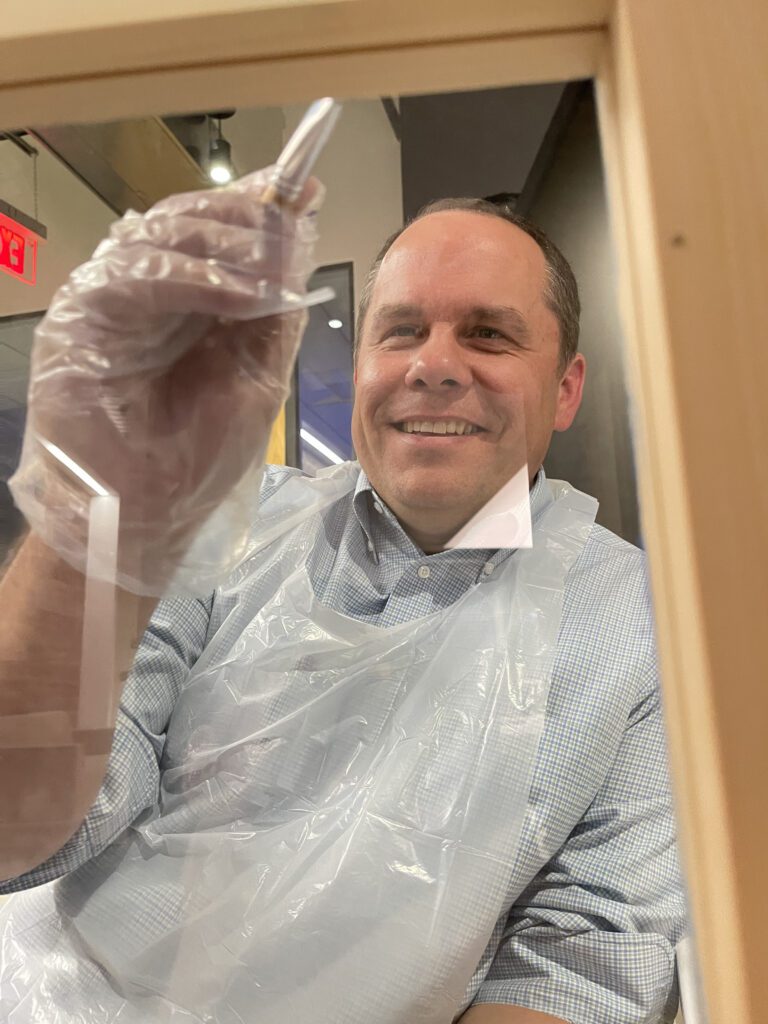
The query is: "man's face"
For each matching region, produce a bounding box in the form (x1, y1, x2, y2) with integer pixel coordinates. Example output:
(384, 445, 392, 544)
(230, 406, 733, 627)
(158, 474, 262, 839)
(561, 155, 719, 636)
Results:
(351, 211, 585, 542)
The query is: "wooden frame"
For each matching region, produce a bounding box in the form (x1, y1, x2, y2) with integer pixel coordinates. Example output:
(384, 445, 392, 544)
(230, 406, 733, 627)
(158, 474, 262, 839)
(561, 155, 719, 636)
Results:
(2, 1, 766, 1020)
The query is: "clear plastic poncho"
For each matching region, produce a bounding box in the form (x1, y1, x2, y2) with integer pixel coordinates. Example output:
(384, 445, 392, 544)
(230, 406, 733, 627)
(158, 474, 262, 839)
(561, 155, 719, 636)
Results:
(0, 464, 597, 1024)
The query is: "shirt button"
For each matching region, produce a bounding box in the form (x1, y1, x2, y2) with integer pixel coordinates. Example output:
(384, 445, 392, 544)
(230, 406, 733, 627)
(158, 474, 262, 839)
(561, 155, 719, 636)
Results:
(417, 565, 431, 579)
(482, 562, 494, 576)
(373, 501, 384, 514)
(367, 540, 375, 553)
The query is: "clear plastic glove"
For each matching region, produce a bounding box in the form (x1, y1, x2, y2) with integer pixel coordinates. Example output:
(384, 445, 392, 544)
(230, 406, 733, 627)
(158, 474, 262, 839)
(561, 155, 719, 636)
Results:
(8, 168, 325, 596)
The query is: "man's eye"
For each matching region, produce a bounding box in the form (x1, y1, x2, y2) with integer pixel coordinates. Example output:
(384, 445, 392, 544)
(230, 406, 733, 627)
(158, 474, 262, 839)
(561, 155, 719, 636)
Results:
(388, 325, 420, 337)
(472, 327, 505, 340)
(468, 327, 516, 349)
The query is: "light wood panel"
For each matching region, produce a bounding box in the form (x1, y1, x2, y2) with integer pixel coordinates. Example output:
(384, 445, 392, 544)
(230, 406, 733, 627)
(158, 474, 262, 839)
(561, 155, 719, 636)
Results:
(1, 1, 608, 87)
(0, 31, 603, 128)
(2, 0, 767, 1020)
(596, 2, 768, 1022)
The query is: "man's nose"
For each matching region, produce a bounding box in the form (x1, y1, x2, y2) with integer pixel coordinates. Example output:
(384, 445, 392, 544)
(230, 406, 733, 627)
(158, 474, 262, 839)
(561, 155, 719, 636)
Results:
(404, 329, 472, 390)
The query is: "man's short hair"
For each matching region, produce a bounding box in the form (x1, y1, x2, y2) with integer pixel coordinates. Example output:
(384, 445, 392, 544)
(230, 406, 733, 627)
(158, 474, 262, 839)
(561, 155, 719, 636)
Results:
(355, 197, 580, 374)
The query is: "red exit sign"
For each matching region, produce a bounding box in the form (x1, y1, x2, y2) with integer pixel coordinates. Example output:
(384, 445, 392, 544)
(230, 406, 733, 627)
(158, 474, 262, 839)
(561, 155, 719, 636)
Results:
(0, 203, 45, 286)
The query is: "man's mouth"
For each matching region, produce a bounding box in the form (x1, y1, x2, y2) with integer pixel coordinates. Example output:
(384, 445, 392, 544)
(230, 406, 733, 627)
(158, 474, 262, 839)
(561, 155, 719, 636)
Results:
(394, 419, 482, 436)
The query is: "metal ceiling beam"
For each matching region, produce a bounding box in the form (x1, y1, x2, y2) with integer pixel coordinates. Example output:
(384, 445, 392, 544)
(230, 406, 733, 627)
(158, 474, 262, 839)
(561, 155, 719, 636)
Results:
(30, 117, 209, 216)
(380, 98, 401, 142)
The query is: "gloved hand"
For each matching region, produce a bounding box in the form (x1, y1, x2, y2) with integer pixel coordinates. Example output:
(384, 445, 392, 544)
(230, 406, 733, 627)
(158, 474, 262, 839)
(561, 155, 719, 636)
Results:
(8, 167, 324, 596)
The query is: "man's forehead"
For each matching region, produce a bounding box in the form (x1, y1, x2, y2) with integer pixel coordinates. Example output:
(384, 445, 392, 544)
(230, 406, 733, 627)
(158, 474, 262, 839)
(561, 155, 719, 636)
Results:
(370, 212, 548, 315)
(373, 212, 547, 300)
(383, 209, 544, 266)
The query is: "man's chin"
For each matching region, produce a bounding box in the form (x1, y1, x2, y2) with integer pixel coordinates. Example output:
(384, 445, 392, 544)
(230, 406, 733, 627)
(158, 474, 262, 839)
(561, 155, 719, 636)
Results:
(366, 457, 494, 515)
(391, 479, 475, 512)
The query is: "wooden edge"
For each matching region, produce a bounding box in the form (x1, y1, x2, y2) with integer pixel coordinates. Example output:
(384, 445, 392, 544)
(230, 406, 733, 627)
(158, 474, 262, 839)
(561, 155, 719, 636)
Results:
(0, 0, 610, 86)
(0, 29, 604, 129)
(594, 6, 751, 1022)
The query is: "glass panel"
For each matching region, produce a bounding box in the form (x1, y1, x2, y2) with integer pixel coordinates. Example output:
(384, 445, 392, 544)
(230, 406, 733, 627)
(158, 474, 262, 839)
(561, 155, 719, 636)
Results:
(0, 84, 696, 1024)
(0, 312, 40, 563)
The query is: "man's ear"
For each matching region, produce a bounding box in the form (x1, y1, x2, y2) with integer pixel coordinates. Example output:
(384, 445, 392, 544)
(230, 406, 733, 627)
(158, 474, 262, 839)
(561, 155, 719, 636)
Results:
(553, 353, 586, 432)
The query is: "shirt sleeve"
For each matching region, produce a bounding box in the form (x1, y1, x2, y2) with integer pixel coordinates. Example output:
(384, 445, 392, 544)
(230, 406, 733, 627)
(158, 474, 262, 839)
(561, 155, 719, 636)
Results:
(0, 594, 212, 893)
(470, 671, 687, 1024)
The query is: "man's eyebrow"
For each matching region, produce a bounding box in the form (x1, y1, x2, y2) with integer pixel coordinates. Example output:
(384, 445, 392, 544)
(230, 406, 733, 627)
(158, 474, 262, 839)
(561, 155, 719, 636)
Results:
(368, 303, 533, 341)
(370, 304, 423, 327)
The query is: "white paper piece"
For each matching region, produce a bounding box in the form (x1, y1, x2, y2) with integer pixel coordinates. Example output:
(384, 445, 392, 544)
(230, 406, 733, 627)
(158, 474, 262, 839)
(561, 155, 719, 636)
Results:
(78, 493, 120, 732)
(675, 936, 709, 1024)
(444, 463, 532, 549)
(37, 437, 121, 731)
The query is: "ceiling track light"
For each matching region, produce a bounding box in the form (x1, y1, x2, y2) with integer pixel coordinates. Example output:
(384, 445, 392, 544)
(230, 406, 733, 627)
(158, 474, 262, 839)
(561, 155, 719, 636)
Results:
(209, 117, 234, 184)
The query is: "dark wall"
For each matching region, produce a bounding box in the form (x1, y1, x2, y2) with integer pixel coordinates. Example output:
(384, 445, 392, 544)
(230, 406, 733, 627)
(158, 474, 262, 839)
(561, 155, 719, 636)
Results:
(532, 90, 641, 545)
(400, 85, 565, 220)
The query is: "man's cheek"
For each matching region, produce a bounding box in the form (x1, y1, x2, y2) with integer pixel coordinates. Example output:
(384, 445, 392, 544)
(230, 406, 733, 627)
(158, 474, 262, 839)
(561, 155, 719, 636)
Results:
(361, 354, 401, 388)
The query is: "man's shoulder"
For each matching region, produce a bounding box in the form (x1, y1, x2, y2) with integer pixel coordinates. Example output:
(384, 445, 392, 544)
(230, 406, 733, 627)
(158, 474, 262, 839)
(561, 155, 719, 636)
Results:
(257, 463, 361, 528)
(260, 463, 312, 504)
(543, 476, 648, 592)
(554, 511, 658, 708)
(540, 476, 645, 578)
(582, 520, 646, 568)
(565, 518, 652, 627)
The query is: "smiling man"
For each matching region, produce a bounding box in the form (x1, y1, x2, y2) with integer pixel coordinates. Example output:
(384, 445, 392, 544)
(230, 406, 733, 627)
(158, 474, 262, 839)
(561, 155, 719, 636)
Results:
(0, 192, 685, 1024)
(352, 200, 584, 553)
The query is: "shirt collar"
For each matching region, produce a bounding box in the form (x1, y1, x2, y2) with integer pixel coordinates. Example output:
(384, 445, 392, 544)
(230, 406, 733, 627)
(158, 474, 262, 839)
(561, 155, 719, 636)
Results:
(352, 464, 552, 565)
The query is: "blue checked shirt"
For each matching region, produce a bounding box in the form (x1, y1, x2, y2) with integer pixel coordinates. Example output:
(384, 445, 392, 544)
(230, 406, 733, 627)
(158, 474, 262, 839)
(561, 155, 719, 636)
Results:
(1, 465, 686, 1024)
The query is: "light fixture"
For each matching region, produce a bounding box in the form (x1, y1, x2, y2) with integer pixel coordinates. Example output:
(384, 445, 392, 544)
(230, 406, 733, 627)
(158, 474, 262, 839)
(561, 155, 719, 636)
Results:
(209, 119, 234, 184)
(300, 428, 344, 465)
(328, 318, 343, 329)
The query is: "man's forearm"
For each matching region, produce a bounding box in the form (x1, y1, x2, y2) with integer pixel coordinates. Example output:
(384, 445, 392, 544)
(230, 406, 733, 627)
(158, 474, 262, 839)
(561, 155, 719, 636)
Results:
(0, 532, 156, 879)
(460, 1004, 569, 1024)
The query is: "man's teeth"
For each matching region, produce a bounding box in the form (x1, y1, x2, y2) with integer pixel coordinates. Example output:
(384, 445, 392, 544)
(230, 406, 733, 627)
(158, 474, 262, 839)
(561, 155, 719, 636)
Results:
(401, 420, 478, 435)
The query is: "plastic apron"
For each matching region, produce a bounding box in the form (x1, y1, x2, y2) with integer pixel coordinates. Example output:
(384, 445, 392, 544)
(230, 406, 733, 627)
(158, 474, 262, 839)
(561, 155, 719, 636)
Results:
(0, 464, 597, 1024)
